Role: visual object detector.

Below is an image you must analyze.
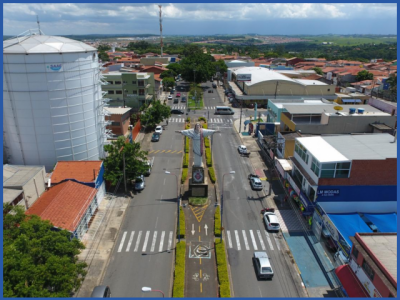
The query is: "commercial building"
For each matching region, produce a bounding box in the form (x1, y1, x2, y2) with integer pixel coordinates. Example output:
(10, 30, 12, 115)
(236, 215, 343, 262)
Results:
(3, 30, 107, 171)
(104, 107, 132, 137)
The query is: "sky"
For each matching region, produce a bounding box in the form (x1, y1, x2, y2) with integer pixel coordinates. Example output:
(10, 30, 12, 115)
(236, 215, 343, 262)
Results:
(3, 3, 397, 36)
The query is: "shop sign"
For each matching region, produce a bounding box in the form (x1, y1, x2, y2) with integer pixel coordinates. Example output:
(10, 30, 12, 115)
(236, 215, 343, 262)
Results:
(322, 214, 339, 241)
(287, 174, 300, 195)
(299, 191, 309, 209)
(236, 74, 251, 81)
(317, 189, 340, 197)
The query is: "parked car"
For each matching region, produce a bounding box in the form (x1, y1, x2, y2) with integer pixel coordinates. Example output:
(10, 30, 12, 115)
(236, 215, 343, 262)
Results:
(171, 109, 184, 114)
(181, 96, 186, 102)
(155, 125, 163, 135)
(248, 103, 255, 109)
(173, 98, 179, 103)
(208, 89, 213, 93)
(176, 92, 181, 97)
(263, 104, 268, 109)
(151, 133, 160, 142)
(167, 95, 172, 100)
(212, 83, 217, 88)
(134, 175, 145, 191)
(238, 145, 247, 154)
(91, 286, 111, 298)
(253, 252, 274, 279)
(263, 212, 280, 231)
(144, 159, 153, 176)
(249, 174, 263, 190)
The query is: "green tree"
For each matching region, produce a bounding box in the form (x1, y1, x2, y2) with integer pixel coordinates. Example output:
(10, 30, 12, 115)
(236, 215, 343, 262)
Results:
(386, 73, 397, 95)
(98, 52, 110, 62)
(3, 205, 87, 297)
(140, 100, 171, 129)
(162, 77, 175, 89)
(97, 44, 111, 52)
(166, 63, 183, 75)
(356, 70, 374, 81)
(312, 67, 324, 75)
(102, 137, 149, 185)
(160, 70, 176, 79)
(180, 51, 216, 83)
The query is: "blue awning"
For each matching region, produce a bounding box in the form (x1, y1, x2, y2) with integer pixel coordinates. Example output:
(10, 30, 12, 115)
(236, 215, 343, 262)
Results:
(342, 99, 362, 103)
(328, 213, 373, 246)
(362, 213, 397, 233)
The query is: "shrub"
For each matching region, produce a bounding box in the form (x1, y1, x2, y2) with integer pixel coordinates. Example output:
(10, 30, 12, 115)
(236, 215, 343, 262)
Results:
(198, 117, 207, 123)
(178, 206, 185, 239)
(185, 124, 190, 129)
(204, 137, 210, 148)
(183, 153, 189, 168)
(186, 117, 191, 123)
(208, 167, 216, 183)
(205, 148, 212, 167)
(185, 137, 190, 153)
(215, 240, 231, 297)
(202, 123, 208, 129)
(181, 168, 188, 184)
(173, 241, 186, 297)
(214, 206, 221, 237)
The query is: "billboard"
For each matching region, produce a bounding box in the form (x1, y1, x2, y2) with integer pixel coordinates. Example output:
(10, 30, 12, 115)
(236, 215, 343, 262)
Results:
(236, 74, 252, 82)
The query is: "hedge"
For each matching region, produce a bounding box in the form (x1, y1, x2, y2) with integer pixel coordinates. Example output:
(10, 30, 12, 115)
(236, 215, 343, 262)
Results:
(204, 137, 210, 148)
(185, 137, 190, 153)
(198, 117, 207, 123)
(178, 206, 185, 239)
(214, 205, 221, 237)
(202, 123, 208, 129)
(185, 124, 191, 129)
(183, 153, 189, 168)
(173, 241, 186, 297)
(181, 168, 188, 184)
(205, 148, 212, 167)
(186, 117, 191, 123)
(215, 240, 231, 297)
(208, 167, 216, 183)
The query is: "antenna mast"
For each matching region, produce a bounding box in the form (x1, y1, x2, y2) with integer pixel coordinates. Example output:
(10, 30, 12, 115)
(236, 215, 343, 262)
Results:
(158, 5, 163, 57)
(36, 15, 42, 35)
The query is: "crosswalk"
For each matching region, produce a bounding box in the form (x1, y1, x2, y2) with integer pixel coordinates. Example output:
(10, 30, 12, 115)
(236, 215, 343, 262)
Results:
(170, 106, 221, 110)
(148, 149, 183, 154)
(117, 230, 174, 253)
(167, 117, 233, 125)
(226, 229, 281, 252)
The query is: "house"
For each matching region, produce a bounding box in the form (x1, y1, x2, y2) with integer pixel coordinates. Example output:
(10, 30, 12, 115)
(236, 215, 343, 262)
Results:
(286, 57, 304, 67)
(26, 180, 98, 240)
(104, 107, 132, 138)
(3, 164, 46, 210)
(50, 160, 106, 205)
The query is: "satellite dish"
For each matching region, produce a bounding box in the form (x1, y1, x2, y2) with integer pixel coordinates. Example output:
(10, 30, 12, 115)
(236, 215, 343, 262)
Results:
(333, 106, 343, 111)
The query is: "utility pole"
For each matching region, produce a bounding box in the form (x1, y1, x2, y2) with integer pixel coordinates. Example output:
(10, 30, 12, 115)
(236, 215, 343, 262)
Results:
(158, 5, 163, 58)
(239, 99, 243, 133)
(123, 152, 127, 193)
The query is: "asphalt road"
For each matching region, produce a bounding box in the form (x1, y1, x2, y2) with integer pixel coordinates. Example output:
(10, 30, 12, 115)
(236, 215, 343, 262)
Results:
(101, 120, 185, 297)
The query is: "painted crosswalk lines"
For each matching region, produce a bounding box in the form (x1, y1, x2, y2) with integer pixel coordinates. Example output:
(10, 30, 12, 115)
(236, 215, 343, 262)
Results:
(148, 150, 183, 154)
(234, 230, 241, 251)
(226, 229, 280, 252)
(126, 231, 135, 252)
(242, 230, 250, 250)
(142, 231, 150, 252)
(227, 230, 233, 248)
(150, 231, 157, 252)
(265, 230, 274, 251)
(159, 231, 165, 252)
(117, 230, 174, 254)
(134, 231, 142, 252)
(257, 230, 266, 250)
(249, 230, 258, 251)
(118, 232, 127, 252)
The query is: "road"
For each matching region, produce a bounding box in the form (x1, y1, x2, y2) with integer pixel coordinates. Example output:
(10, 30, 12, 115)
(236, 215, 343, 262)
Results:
(101, 116, 184, 297)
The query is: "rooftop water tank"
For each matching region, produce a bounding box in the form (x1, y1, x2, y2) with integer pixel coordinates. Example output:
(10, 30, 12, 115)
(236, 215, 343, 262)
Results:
(349, 108, 356, 114)
(357, 108, 365, 114)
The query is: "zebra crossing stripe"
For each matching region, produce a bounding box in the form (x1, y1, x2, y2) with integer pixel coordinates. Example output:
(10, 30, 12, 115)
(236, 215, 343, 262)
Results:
(150, 231, 157, 252)
(273, 233, 281, 251)
(168, 231, 173, 250)
(118, 232, 127, 252)
(142, 231, 150, 252)
(242, 230, 250, 250)
(264, 230, 274, 251)
(159, 231, 165, 252)
(126, 231, 135, 252)
(249, 230, 258, 251)
(226, 230, 233, 248)
(234, 230, 241, 251)
(134, 231, 142, 252)
(257, 230, 266, 250)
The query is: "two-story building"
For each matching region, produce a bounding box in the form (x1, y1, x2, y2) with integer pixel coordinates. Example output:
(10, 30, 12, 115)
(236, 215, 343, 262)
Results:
(104, 107, 132, 137)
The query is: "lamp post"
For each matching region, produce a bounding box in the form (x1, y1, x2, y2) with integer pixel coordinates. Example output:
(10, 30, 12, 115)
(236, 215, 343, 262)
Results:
(220, 171, 235, 242)
(193, 68, 197, 105)
(165, 171, 180, 242)
(142, 287, 165, 298)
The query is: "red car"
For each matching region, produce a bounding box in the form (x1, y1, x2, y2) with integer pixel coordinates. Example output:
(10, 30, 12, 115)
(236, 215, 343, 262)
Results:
(248, 103, 255, 109)
(176, 92, 181, 97)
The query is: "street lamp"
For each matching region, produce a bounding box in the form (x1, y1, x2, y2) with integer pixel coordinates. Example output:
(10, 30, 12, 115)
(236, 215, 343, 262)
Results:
(220, 171, 235, 242)
(165, 170, 180, 242)
(142, 287, 165, 298)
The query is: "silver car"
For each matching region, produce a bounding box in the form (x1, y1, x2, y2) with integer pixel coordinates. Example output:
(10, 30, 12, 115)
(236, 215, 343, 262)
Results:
(263, 212, 280, 231)
(91, 286, 111, 298)
(253, 251, 274, 279)
(250, 176, 263, 191)
(134, 175, 145, 191)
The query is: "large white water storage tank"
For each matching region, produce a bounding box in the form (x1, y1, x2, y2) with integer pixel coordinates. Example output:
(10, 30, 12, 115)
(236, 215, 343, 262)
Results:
(3, 31, 106, 170)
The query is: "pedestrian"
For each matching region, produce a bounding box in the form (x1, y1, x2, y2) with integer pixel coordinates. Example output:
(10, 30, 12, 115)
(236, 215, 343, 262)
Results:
(166, 120, 169, 125)
(308, 216, 312, 229)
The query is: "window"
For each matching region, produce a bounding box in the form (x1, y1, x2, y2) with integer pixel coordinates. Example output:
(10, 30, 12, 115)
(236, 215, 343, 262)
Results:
(115, 81, 122, 85)
(131, 90, 137, 95)
(138, 80, 145, 87)
(116, 90, 122, 95)
(311, 156, 320, 176)
(108, 90, 115, 94)
(132, 81, 137, 84)
(294, 142, 309, 164)
(362, 260, 375, 281)
(107, 81, 113, 85)
(308, 187, 316, 202)
(327, 89, 330, 92)
(111, 122, 121, 126)
(352, 247, 359, 260)
(320, 161, 351, 178)
(139, 89, 145, 96)
(123, 81, 127, 84)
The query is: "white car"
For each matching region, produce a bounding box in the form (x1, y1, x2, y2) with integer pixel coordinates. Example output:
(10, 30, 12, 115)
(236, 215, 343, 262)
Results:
(263, 212, 280, 231)
(167, 95, 173, 100)
(238, 145, 247, 154)
(155, 125, 163, 135)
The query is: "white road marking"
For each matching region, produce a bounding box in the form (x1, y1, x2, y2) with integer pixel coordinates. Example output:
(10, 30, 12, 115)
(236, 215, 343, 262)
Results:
(163, 178, 166, 185)
(159, 231, 165, 252)
(234, 230, 241, 251)
(134, 231, 142, 252)
(273, 233, 281, 251)
(142, 231, 150, 252)
(264, 230, 274, 251)
(168, 231, 173, 250)
(150, 231, 158, 252)
(226, 230, 233, 248)
(126, 231, 135, 252)
(118, 232, 127, 252)
(249, 230, 258, 250)
(242, 230, 250, 250)
(257, 230, 266, 250)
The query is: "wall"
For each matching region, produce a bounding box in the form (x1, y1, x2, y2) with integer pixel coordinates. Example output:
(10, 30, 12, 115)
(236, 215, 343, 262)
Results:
(368, 98, 397, 116)
(22, 168, 46, 209)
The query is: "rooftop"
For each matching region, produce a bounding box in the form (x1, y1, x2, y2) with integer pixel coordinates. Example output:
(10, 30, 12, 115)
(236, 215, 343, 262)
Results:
(51, 161, 102, 184)
(26, 181, 97, 232)
(232, 67, 297, 86)
(104, 107, 132, 115)
(3, 188, 23, 204)
(294, 79, 327, 86)
(284, 104, 386, 115)
(3, 165, 44, 187)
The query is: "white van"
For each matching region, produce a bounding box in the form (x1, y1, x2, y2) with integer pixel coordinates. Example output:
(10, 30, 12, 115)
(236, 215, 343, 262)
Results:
(215, 106, 234, 115)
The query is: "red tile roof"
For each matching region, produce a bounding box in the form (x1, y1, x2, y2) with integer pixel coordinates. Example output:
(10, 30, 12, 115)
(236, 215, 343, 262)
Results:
(51, 161, 102, 184)
(26, 181, 97, 232)
(140, 65, 167, 72)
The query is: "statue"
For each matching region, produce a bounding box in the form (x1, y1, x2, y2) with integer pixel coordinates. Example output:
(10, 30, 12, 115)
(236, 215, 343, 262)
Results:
(176, 123, 219, 167)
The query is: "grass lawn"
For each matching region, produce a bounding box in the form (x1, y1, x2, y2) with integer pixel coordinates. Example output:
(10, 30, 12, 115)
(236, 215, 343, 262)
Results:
(189, 196, 208, 206)
(188, 98, 204, 109)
